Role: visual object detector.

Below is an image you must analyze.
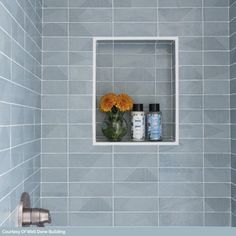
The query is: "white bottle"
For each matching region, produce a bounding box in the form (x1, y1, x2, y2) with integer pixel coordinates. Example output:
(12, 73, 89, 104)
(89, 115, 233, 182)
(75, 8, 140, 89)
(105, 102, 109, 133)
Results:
(131, 104, 145, 141)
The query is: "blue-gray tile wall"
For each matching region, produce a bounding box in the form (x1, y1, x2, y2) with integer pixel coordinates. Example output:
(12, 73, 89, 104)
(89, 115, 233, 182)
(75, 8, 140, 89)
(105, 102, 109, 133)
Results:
(231, 0, 236, 226)
(41, 0, 231, 227)
(0, 0, 42, 226)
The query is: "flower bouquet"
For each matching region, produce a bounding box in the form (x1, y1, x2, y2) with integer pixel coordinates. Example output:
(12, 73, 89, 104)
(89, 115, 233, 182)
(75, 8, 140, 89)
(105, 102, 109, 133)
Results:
(99, 93, 133, 142)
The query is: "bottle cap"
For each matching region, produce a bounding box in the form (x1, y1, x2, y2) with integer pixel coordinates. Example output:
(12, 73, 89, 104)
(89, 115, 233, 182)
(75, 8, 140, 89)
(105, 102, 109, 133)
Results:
(132, 104, 143, 112)
(149, 103, 160, 112)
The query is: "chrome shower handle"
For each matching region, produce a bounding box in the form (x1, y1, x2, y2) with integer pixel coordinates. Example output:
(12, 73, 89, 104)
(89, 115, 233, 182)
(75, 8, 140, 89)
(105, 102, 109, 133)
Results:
(18, 192, 52, 227)
(21, 208, 51, 227)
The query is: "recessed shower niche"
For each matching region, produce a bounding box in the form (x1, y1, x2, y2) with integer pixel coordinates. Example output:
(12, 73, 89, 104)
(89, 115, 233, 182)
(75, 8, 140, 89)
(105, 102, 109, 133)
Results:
(93, 37, 179, 145)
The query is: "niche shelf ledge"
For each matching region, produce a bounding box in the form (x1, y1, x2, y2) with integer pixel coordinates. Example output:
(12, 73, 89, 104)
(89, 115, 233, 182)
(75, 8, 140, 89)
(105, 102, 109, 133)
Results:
(92, 37, 179, 146)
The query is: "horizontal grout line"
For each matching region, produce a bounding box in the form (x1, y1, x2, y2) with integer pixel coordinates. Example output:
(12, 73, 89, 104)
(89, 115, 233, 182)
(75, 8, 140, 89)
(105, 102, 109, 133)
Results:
(15, 1, 42, 36)
(42, 65, 91, 67)
(22, 0, 42, 19)
(40, 123, 231, 125)
(0, 100, 40, 110)
(42, 50, 230, 53)
(0, 25, 41, 66)
(0, 47, 41, 81)
(231, 61, 236, 65)
(42, 166, 211, 169)
(42, 35, 230, 39)
(41, 196, 230, 199)
(0, 2, 42, 50)
(41, 109, 92, 111)
(0, 50, 41, 83)
(41, 108, 230, 112)
(45, 80, 176, 83)
(41, 137, 231, 140)
(45, 51, 175, 55)
(231, 46, 236, 52)
(41, 167, 230, 170)
(96, 66, 230, 69)
(48, 211, 231, 214)
(42, 6, 231, 9)
(43, 94, 176, 97)
(41, 152, 231, 154)
(42, 93, 231, 96)
(42, 226, 233, 228)
(0, 206, 18, 227)
(0, 153, 40, 178)
(231, 0, 236, 7)
(230, 31, 236, 38)
(41, 196, 231, 199)
(43, 20, 230, 24)
(0, 75, 41, 97)
(0, 123, 41, 128)
(41, 181, 230, 184)
(0, 168, 40, 203)
(232, 197, 236, 202)
(0, 138, 41, 157)
(230, 15, 236, 22)
(41, 123, 92, 125)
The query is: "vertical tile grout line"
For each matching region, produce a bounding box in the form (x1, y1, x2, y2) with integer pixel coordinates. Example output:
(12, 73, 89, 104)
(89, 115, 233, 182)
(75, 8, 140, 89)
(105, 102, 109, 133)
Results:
(229, 0, 232, 226)
(112, 0, 115, 228)
(40, 0, 43, 210)
(154, 41, 157, 104)
(156, 0, 159, 227)
(155, 0, 158, 105)
(112, 145, 115, 227)
(67, 0, 70, 226)
(170, 43, 173, 140)
(202, 0, 205, 226)
(157, 145, 160, 227)
(9, 2, 13, 216)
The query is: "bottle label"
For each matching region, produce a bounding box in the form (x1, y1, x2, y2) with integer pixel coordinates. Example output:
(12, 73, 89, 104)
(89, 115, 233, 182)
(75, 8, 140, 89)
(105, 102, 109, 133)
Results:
(147, 113, 162, 140)
(131, 112, 145, 141)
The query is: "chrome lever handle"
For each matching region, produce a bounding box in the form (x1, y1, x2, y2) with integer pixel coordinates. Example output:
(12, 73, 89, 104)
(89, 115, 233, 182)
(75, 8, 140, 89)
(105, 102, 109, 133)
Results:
(18, 193, 52, 227)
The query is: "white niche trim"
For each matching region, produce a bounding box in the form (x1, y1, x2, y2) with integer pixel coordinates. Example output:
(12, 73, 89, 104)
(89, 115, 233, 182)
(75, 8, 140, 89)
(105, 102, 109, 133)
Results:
(93, 37, 179, 146)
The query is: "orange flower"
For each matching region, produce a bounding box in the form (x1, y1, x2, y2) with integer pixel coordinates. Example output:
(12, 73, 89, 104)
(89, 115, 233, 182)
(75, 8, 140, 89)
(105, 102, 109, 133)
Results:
(99, 93, 117, 112)
(116, 93, 133, 112)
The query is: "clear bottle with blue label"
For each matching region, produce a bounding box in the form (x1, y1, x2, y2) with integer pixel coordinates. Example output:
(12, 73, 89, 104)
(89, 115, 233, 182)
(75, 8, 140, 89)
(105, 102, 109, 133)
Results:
(147, 104, 162, 141)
